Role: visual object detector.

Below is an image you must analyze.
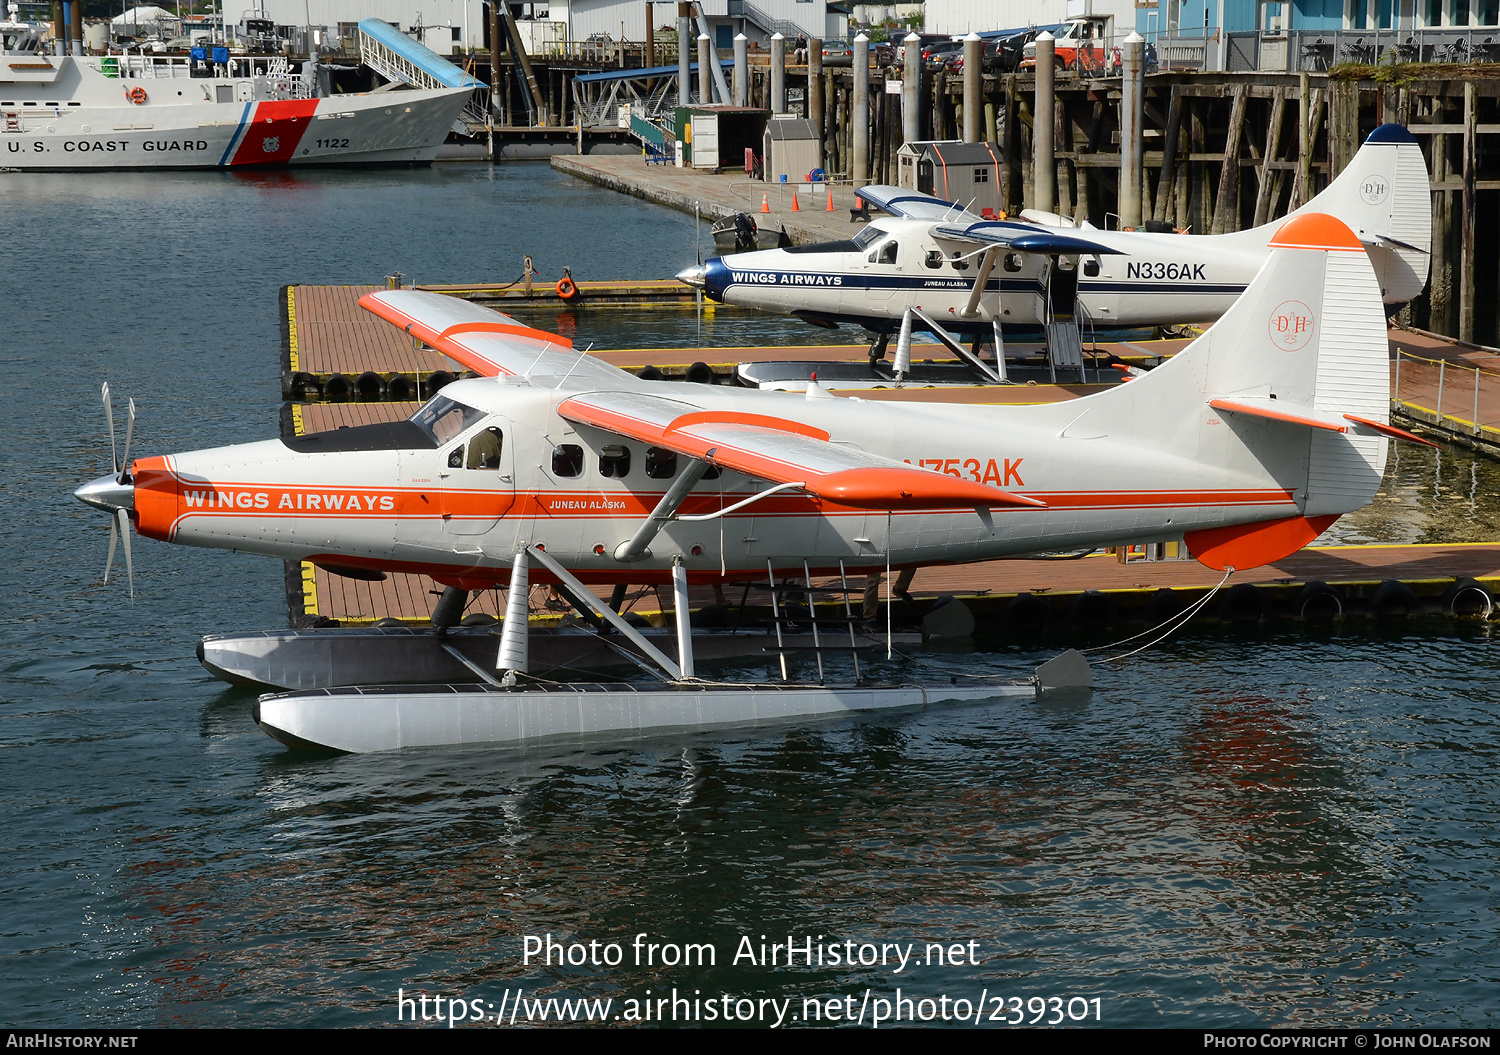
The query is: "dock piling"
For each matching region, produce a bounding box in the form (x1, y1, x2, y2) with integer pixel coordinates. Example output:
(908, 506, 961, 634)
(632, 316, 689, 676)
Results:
(1033, 32, 1055, 214)
(771, 33, 786, 114)
(963, 33, 982, 143)
(853, 34, 870, 183)
(902, 33, 920, 147)
(1120, 32, 1144, 230)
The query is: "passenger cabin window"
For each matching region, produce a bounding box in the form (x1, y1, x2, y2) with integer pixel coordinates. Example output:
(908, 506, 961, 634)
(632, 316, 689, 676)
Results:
(552, 443, 584, 477)
(645, 446, 678, 479)
(949, 251, 970, 271)
(1003, 253, 1024, 272)
(924, 250, 943, 269)
(599, 444, 631, 479)
(465, 427, 503, 470)
(1083, 259, 1101, 277)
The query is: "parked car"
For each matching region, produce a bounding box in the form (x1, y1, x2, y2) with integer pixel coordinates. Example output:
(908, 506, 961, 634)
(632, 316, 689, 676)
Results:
(921, 38, 963, 70)
(820, 39, 853, 65)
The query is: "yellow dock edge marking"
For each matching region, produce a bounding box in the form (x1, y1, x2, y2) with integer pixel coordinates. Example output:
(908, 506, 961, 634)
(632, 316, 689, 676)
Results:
(291, 404, 305, 437)
(300, 561, 319, 618)
(1395, 399, 1500, 437)
(287, 287, 299, 373)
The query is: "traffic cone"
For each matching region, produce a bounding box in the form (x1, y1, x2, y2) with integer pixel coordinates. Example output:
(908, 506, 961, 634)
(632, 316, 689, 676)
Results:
(792, 189, 800, 211)
(826, 186, 835, 210)
(760, 193, 770, 213)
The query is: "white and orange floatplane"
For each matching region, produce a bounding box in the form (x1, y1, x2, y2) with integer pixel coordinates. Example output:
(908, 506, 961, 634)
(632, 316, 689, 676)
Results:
(76, 212, 1434, 753)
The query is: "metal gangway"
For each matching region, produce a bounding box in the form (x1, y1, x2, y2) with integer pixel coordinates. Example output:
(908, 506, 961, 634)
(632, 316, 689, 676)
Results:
(357, 17, 488, 122)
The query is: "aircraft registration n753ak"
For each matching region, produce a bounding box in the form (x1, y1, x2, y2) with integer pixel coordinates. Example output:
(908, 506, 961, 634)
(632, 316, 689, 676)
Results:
(677, 125, 1431, 338)
(76, 212, 1435, 594)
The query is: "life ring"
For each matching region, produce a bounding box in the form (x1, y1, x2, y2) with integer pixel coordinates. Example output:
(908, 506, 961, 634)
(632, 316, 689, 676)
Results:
(127, 86, 147, 105)
(556, 277, 578, 300)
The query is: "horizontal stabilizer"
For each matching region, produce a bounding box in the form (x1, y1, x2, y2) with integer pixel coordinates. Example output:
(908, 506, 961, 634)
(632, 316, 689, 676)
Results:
(559, 391, 1044, 510)
(932, 219, 1123, 257)
(1210, 397, 1438, 447)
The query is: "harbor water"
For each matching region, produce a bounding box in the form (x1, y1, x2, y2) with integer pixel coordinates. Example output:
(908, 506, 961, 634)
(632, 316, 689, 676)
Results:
(1, 162, 1497, 1027)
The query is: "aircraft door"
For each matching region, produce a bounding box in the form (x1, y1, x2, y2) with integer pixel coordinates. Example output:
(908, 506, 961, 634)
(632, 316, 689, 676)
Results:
(1047, 256, 1080, 318)
(439, 419, 516, 536)
(865, 236, 903, 304)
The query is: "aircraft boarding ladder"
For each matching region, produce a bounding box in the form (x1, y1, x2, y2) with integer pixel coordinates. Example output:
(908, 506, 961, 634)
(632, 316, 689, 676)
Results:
(357, 18, 488, 123)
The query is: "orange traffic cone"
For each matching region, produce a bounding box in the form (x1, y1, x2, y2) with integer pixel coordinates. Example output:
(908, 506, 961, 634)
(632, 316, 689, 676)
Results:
(825, 186, 835, 210)
(760, 193, 770, 213)
(792, 190, 800, 211)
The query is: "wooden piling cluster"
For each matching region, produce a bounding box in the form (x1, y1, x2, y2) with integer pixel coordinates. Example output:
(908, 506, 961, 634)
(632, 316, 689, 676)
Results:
(733, 61, 1500, 347)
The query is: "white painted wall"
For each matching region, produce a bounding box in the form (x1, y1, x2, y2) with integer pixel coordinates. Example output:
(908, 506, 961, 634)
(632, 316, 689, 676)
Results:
(254, 0, 486, 50)
(922, 0, 1138, 35)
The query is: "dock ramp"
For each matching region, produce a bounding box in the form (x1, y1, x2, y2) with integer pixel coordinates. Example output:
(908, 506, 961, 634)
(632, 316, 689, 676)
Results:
(357, 18, 487, 121)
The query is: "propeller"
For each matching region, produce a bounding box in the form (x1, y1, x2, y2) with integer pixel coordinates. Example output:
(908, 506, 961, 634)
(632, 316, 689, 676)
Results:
(77, 382, 138, 598)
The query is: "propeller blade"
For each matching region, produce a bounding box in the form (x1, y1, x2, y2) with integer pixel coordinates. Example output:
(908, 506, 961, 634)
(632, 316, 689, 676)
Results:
(118, 399, 136, 482)
(102, 382, 117, 475)
(116, 507, 134, 599)
(104, 514, 118, 586)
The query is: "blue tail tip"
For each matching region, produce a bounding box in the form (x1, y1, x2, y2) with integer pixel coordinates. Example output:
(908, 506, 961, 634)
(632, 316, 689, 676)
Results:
(1365, 123, 1417, 145)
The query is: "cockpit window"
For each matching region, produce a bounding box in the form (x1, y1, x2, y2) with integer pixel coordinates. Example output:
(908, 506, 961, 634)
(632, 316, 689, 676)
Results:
(410, 395, 485, 445)
(852, 226, 887, 250)
(465, 427, 504, 470)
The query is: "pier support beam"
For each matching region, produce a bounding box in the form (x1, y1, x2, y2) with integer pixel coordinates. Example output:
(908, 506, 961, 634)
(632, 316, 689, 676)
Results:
(902, 32, 920, 146)
(771, 33, 786, 113)
(1119, 32, 1144, 229)
(733, 33, 748, 106)
(962, 32, 981, 143)
(1033, 31, 1055, 214)
(852, 33, 870, 183)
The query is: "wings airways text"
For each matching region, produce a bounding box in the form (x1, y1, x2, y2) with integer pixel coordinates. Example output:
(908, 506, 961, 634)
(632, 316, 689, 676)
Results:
(729, 271, 844, 286)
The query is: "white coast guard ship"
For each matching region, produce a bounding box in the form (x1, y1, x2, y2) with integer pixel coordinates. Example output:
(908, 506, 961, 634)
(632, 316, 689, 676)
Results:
(0, 21, 474, 169)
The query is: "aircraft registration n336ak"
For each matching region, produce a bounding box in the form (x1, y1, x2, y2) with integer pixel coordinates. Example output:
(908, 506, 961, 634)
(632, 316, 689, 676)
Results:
(77, 213, 1433, 605)
(676, 125, 1431, 343)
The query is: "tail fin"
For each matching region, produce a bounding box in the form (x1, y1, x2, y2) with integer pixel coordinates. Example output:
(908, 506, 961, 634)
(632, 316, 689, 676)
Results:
(1037, 213, 1392, 570)
(1237, 124, 1432, 306)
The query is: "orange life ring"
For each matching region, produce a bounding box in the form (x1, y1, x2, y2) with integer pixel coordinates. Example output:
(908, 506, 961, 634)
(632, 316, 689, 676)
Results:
(556, 277, 578, 300)
(127, 86, 147, 105)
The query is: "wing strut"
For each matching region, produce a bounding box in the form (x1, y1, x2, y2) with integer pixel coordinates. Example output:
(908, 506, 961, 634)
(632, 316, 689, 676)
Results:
(960, 247, 999, 320)
(614, 460, 712, 562)
(910, 307, 1003, 383)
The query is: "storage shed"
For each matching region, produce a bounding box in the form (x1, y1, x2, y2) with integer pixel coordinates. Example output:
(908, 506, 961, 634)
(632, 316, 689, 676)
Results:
(897, 140, 1004, 217)
(762, 116, 822, 184)
(675, 105, 770, 172)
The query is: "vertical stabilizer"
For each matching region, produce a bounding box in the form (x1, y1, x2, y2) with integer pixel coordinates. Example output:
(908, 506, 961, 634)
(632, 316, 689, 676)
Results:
(1236, 124, 1432, 305)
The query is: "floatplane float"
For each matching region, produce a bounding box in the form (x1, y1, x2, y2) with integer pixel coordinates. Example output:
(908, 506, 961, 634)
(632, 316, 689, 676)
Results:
(678, 125, 1431, 390)
(76, 211, 1433, 753)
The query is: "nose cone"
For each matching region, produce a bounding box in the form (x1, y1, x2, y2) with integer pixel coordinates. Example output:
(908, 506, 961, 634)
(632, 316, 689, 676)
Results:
(74, 473, 134, 513)
(676, 264, 707, 290)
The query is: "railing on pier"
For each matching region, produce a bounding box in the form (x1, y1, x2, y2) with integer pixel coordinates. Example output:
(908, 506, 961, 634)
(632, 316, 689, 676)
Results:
(1393, 345, 1500, 446)
(1226, 27, 1500, 72)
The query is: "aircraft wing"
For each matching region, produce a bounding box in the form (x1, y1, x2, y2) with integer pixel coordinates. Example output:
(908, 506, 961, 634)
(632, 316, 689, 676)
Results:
(558, 390, 1045, 510)
(856, 184, 976, 222)
(931, 219, 1124, 257)
(359, 289, 633, 385)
